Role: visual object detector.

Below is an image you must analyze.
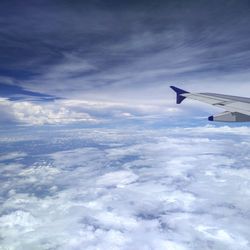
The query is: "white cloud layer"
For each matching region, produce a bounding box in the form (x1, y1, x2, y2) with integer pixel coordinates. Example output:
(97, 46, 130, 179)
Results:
(0, 96, 182, 126)
(0, 98, 98, 125)
(0, 126, 250, 249)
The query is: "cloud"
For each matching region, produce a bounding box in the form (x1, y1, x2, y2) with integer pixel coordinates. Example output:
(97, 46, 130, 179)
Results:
(1, 0, 250, 111)
(97, 170, 138, 187)
(0, 94, 183, 126)
(1, 2, 250, 247)
(39, 53, 97, 81)
(0, 98, 98, 125)
(0, 125, 250, 249)
(0, 152, 27, 161)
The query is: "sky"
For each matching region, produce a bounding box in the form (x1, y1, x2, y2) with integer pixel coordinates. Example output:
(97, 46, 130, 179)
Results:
(1, 0, 250, 126)
(1, 1, 250, 250)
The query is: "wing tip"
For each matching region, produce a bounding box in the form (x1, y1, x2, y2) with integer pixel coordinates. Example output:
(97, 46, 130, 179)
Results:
(170, 85, 189, 104)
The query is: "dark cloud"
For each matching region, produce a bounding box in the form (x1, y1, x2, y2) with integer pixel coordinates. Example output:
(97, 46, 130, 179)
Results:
(1, 0, 250, 76)
(1, 0, 250, 124)
(0, 83, 60, 101)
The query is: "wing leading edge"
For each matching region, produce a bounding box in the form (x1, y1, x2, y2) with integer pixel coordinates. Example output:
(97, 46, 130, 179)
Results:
(170, 86, 250, 122)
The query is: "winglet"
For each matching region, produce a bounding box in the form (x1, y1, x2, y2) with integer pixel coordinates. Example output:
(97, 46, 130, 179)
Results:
(170, 86, 189, 104)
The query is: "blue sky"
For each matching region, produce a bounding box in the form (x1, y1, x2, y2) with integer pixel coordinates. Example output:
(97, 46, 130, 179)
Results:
(1, 0, 250, 126)
(1, 2, 250, 249)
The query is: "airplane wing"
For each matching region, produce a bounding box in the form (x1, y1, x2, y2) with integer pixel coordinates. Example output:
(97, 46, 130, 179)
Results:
(170, 86, 250, 122)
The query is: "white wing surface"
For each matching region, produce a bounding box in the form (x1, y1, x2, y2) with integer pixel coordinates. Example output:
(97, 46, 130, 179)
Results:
(170, 86, 250, 122)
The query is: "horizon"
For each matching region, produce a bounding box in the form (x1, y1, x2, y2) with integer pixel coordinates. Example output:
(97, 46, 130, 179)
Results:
(1, 1, 250, 249)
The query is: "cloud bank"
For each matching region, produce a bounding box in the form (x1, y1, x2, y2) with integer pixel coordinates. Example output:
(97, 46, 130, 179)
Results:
(0, 125, 250, 249)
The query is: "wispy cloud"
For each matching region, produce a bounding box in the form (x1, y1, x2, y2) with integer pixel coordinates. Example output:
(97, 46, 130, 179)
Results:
(1, 1, 250, 124)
